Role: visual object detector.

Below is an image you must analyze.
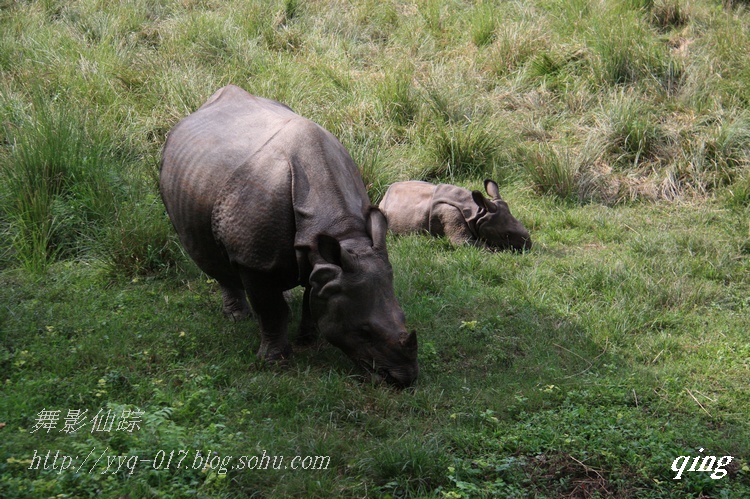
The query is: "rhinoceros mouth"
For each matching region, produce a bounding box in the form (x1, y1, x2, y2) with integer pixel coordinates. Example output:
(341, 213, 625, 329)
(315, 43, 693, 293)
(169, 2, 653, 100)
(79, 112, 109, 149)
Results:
(357, 359, 415, 388)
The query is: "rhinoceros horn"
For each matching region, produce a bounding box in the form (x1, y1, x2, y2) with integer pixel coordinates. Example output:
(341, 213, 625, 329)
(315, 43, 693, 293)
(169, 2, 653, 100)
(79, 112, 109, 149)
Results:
(400, 330, 418, 349)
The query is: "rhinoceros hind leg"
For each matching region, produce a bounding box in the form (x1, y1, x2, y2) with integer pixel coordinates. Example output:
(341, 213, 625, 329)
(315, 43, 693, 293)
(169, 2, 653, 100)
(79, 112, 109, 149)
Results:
(296, 287, 318, 345)
(220, 285, 252, 321)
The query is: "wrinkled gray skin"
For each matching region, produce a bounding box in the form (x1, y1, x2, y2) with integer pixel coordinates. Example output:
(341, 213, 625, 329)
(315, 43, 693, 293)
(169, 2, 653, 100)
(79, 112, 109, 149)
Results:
(160, 85, 418, 387)
(379, 179, 532, 251)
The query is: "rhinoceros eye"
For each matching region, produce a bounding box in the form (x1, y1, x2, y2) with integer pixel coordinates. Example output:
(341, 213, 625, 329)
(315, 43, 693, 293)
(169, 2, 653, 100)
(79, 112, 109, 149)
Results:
(359, 325, 376, 340)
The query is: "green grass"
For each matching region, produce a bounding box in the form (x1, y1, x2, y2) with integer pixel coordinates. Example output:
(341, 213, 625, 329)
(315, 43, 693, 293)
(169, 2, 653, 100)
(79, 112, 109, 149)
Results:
(2, 0, 750, 496)
(2, 198, 750, 496)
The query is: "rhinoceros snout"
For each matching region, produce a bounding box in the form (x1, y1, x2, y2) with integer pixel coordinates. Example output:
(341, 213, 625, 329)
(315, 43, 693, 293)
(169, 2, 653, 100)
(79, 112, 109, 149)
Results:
(365, 329, 418, 388)
(373, 364, 419, 388)
(393, 367, 419, 388)
(505, 230, 532, 252)
(518, 235, 532, 251)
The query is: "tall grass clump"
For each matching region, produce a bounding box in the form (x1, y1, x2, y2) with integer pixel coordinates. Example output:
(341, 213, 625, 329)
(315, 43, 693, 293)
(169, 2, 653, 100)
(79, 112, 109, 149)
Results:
(524, 144, 580, 200)
(587, 11, 668, 87)
(421, 79, 470, 125)
(593, 91, 666, 169)
(469, 4, 496, 48)
(339, 129, 390, 203)
(263, 5, 305, 54)
(725, 172, 750, 208)
(349, 0, 399, 45)
(484, 21, 549, 79)
(375, 64, 420, 127)
(523, 49, 591, 95)
(687, 11, 750, 109)
(649, 0, 690, 31)
(680, 113, 750, 194)
(416, 73, 502, 180)
(418, 0, 444, 37)
(526, 52, 566, 87)
(176, 11, 241, 65)
(101, 193, 185, 279)
(280, 0, 301, 23)
(0, 93, 121, 272)
(723, 0, 750, 9)
(700, 115, 750, 179)
(426, 120, 499, 180)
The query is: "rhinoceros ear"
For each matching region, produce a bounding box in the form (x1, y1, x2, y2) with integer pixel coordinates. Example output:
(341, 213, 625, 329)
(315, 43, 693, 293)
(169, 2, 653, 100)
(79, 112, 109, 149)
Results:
(311, 236, 344, 298)
(484, 179, 501, 200)
(367, 207, 388, 250)
(317, 233, 358, 271)
(309, 263, 343, 299)
(317, 234, 342, 266)
(472, 190, 497, 213)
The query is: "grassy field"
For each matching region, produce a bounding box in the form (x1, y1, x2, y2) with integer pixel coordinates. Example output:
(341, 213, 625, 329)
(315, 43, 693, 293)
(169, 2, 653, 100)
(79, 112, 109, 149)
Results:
(2, 0, 750, 496)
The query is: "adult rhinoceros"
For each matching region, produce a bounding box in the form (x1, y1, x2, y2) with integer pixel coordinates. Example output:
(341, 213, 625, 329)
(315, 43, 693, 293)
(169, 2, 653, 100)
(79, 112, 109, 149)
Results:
(160, 85, 418, 387)
(379, 179, 532, 251)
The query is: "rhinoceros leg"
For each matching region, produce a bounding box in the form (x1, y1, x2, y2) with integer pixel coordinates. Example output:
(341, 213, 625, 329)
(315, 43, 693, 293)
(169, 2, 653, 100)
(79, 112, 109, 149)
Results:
(242, 274, 293, 361)
(433, 204, 474, 245)
(220, 285, 251, 321)
(296, 287, 318, 345)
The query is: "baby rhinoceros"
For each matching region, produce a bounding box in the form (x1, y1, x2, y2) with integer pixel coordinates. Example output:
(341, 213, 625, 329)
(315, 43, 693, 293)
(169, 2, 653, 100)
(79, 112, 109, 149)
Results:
(379, 179, 532, 251)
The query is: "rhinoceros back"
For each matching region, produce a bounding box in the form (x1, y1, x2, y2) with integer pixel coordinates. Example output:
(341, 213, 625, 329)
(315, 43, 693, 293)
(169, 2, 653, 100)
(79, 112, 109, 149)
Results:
(379, 181, 435, 235)
(380, 181, 482, 239)
(160, 85, 370, 289)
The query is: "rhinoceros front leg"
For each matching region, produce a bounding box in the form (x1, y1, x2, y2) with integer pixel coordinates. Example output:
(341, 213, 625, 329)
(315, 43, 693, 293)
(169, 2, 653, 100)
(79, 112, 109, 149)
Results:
(433, 204, 475, 246)
(220, 285, 251, 321)
(296, 287, 318, 345)
(242, 275, 293, 361)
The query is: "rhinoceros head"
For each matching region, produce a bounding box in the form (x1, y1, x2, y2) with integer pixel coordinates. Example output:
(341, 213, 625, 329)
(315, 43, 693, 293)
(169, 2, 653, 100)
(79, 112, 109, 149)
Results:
(307, 208, 419, 387)
(471, 179, 532, 251)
